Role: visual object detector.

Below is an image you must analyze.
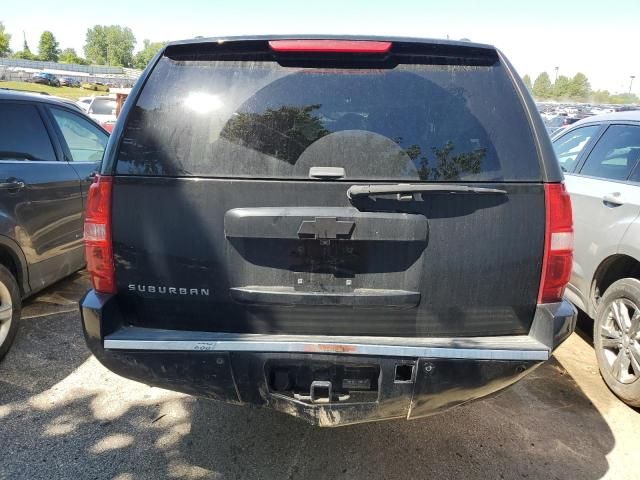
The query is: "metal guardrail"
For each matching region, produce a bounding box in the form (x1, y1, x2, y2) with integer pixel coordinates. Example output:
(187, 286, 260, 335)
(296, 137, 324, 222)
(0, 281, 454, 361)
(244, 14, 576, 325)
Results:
(0, 69, 136, 88)
(0, 57, 126, 74)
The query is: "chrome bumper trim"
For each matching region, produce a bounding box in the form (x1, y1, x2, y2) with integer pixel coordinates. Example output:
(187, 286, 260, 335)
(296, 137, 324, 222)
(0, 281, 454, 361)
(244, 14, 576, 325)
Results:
(104, 337, 549, 361)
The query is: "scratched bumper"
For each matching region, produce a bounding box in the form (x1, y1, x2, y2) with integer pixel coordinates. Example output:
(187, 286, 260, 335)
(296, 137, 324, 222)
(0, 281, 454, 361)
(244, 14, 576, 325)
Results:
(80, 290, 575, 426)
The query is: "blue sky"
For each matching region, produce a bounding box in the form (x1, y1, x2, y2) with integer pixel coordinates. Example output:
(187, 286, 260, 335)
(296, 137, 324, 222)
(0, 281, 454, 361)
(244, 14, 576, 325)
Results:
(2, 0, 639, 93)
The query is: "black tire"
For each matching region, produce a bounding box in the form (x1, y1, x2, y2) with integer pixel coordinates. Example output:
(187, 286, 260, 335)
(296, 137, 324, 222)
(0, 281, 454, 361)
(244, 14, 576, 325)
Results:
(0, 265, 21, 361)
(594, 278, 640, 407)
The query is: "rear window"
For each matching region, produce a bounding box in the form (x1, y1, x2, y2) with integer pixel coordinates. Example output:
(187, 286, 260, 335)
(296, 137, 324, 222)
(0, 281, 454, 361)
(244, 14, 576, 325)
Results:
(0, 102, 56, 161)
(90, 99, 116, 115)
(116, 49, 540, 181)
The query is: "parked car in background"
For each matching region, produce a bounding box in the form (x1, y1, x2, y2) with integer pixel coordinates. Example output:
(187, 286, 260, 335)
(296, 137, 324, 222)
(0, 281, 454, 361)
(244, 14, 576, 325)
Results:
(77, 96, 117, 132)
(0, 90, 109, 360)
(552, 111, 640, 406)
(543, 116, 568, 135)
(80, 36, 576, 427)
(59, 77, 81, 88)
(31, 72, 60, 87)
(543, 114, 587, 136)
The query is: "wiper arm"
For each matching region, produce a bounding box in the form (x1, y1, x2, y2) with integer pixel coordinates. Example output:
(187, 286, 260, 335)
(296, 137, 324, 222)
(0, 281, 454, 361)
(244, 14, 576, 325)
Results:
(347, 183, 507, 200)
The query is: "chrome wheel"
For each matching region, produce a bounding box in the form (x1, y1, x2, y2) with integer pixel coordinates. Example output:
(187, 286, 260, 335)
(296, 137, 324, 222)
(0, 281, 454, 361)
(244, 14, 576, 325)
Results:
(0, 280, 13, 347)
(599, 298, 640, 384)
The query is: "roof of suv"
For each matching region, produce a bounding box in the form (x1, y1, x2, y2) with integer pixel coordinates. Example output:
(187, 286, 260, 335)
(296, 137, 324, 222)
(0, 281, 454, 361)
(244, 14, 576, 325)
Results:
(0, 89, 84, 112)
(165, 34, 496, 51)
(572, 110, 640, 126)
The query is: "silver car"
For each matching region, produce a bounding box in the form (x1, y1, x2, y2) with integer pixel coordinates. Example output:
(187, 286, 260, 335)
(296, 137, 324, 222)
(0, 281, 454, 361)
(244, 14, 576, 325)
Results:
(552, 111, 640, 406)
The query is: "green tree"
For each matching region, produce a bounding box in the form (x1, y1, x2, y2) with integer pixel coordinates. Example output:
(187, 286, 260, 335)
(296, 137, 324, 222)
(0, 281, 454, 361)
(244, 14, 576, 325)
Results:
(589, 90, 638, 105)
(609, 92, 640, 104)
(0, 22, 11, 57)
(522, 74, 532, 91)
(133, 39, 166, 69)
(591, 90, 611, 104)
(532, 72, 552, 99)
(221, 104, 329, 164)
(37, 31, 60, 62)
(553, 75, 571, 99)
(84, 25, 106, 64)
(59, 48, 88, 65)
(12, 39, 34, 60)
(12, 50, 34, 60)
(416, 142, 486, 181)
(568, 72, 591, 101)
(84, 25, 136, 66)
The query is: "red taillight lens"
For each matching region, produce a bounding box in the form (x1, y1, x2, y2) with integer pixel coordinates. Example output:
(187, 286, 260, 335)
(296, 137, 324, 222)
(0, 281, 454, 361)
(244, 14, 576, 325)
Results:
(268, 40, 392, 53)
(84, 175, 115, 294)
(538, 183, 573, 303)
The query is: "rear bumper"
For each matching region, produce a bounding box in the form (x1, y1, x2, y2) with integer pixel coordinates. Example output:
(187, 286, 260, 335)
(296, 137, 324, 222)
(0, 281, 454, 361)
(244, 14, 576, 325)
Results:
(80, 290, 576, 426)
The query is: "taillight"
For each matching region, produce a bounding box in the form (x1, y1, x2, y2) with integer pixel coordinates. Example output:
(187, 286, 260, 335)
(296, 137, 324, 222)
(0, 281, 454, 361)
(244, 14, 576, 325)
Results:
(538, 183, 573, 303)
(268, 40, 392, 53)
(84, 175, 116, 294)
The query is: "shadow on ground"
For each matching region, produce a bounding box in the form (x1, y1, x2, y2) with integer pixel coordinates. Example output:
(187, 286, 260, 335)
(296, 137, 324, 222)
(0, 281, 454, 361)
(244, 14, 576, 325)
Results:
(183, 359, 614, 480)
(575, 309, 595, 343)
(0, 272, 91, 403)
(0, 359, 616, 480)
(0, 275, 619, 479)
(1, 343, 617, 478)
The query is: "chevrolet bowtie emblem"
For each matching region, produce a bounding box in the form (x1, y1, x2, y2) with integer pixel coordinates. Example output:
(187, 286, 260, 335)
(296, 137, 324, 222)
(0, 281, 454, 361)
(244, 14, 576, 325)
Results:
(297, 217, 355, 240)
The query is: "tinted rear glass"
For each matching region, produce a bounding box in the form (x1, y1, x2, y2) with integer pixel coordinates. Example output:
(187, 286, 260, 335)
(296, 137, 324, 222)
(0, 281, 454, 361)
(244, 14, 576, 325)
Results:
(116, 51, 540, 181)
(91, 99, 116, 115)
(0, 102, 56, 161)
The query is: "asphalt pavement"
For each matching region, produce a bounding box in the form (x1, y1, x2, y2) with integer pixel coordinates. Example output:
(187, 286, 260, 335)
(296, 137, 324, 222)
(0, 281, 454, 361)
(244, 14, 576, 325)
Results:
(0, 273, 638, 480)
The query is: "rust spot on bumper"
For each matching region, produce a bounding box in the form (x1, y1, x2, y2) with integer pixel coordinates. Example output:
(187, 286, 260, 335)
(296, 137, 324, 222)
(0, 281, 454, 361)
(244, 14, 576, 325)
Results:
(303, 343, 357, 353)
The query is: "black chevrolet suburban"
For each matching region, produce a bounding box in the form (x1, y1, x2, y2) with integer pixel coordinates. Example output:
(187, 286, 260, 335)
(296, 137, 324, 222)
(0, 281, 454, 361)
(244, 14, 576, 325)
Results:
(80, 36, 577, 426)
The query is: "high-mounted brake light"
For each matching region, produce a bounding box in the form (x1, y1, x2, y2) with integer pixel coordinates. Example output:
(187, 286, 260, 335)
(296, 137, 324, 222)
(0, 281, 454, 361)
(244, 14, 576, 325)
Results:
(268, 40, 392, 54)
(538, 183, 573, 304)
(84, 175, 116, 294)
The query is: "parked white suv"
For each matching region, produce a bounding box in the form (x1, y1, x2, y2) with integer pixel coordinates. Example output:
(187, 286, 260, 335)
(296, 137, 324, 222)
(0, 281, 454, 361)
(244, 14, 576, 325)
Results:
(77, 96, 117, 131)
(553, 111, 640, 406)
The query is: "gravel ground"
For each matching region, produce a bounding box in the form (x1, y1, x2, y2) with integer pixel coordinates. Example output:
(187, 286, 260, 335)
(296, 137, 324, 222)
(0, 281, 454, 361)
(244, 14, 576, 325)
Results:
(0, 273, 638, 480)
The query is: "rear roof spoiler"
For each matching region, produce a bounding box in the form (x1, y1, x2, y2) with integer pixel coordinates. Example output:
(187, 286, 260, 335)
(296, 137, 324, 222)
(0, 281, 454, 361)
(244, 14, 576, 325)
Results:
(165, 34, 496, 51)
(163, 36, 499, 66)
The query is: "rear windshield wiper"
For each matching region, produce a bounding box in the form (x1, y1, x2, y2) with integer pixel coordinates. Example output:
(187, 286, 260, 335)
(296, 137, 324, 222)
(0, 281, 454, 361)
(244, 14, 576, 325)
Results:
(347, 183, 507, 200)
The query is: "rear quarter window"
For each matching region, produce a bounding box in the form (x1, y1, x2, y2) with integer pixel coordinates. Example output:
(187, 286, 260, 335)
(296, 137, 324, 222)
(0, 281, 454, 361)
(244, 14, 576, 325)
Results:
(90, 99, 116, 115)
(0, 102, 56, 161)
(116, 48, 540, 181)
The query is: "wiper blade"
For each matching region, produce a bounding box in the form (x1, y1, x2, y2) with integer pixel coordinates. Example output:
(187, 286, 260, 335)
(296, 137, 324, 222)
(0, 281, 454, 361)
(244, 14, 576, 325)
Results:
(347, 183, 507, 200)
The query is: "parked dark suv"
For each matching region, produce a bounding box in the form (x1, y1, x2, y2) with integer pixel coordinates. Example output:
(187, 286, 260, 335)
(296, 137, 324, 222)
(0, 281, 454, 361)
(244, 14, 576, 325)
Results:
(80, 36, 576, 426)
(0, 90, 108, 359)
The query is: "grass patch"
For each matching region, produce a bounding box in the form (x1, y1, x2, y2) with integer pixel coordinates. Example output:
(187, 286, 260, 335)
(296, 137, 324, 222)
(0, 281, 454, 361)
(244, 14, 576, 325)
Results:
(0, 81, 110, 100)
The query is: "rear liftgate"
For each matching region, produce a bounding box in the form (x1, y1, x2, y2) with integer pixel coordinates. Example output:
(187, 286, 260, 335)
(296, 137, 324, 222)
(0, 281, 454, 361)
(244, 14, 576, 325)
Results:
(224, 42, 539, 424)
